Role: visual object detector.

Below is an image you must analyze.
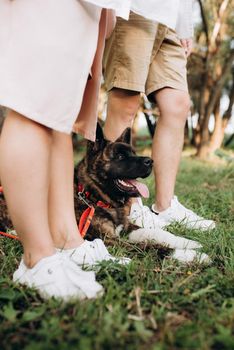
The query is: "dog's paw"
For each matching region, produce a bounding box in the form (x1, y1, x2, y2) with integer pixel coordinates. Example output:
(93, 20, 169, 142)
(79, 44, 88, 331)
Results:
(128, 228, 202, 250)
(128, 228, 159, 243)
(172, 236, 202, 250)
(170, 249, 211, 265)
(115, 225, 124, 236)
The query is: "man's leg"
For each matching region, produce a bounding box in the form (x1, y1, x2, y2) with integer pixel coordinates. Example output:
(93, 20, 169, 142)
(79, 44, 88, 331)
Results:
(104, 88, 141, 141)
(151, 88, 215, 230)
(152, 88, 190, 211)
(104, 87, 214, 231)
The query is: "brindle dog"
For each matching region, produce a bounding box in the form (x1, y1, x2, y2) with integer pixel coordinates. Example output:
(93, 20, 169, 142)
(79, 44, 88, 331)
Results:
(73, 124, 208, 263)
(74, 123, 152, 240)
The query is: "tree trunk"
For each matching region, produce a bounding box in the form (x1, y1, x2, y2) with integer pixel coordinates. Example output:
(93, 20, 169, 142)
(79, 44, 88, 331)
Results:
(194, 0, 232, 159)
(209, 0, 229, 52)
(196, 142, 212, 159)
(196, 0, 210, 139)
(196, 50, 234, 158)
(204, 102, 226, 154)
(195, 84, 211, 147)
(184, 120, 190, 147)
(208, 76, 234, 153)
(196, 74, 234, 158)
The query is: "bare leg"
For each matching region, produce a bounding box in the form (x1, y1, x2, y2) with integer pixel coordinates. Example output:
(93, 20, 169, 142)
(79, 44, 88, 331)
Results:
(104, 89, 142, 209)
(48, 131, 84, 249)
(105, 87, 190, 214)
(0, 110, 55, 267)
(152, 88, 190, 211)
(104, 88, 141, 141)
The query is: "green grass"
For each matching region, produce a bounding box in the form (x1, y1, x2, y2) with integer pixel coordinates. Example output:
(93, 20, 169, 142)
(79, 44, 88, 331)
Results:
(0, 157, 234, 350)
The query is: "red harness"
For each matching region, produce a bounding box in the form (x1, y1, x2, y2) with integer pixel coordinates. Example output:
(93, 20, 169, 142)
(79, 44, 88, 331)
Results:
(77, 184, 111, 237)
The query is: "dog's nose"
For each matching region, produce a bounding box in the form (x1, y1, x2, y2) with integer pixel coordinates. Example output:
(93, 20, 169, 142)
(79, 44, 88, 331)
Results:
(143, 158, 153, 167)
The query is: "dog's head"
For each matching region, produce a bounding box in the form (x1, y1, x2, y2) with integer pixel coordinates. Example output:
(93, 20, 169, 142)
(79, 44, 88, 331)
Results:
(78, 123, 153, 203)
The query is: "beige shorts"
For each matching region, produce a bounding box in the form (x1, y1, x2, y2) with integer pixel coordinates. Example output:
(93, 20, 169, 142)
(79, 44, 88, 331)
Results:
(103, 12, 188, 100)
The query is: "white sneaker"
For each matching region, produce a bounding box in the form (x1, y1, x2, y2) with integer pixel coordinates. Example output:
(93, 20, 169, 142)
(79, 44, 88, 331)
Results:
(128, 198, 167, 229)
(13, 254, 103, 300)
(57, 239, 131, 267)
(152, 196, 215, 230)
(171, 249, 211, 264)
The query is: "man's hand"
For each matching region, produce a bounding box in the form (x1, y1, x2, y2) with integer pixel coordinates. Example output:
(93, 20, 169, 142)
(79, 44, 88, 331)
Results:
(180, 38, 193, 57)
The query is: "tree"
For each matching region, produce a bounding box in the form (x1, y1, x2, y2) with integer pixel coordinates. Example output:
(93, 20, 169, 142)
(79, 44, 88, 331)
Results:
(188, 0, 234, 159)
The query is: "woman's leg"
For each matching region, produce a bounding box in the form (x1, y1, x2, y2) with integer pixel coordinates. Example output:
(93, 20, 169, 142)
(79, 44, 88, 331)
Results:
(0, 110, 55, 267)
(48, 131, 84, 249)
(0, 110, 104, 299)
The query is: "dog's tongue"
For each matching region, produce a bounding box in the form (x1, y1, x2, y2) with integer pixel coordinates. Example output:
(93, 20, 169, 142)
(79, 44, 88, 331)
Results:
(127, 179, 149, 198)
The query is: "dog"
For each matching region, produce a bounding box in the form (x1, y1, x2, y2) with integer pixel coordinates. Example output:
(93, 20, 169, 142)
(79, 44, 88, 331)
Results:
(0, 124, 210, 263)
(74, 124, 210, 263)
(74, 123, 152, 240)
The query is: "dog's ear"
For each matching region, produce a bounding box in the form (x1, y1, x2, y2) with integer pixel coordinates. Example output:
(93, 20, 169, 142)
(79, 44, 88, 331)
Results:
(116, 128, 131, 144)
(87, 123, 106, 153)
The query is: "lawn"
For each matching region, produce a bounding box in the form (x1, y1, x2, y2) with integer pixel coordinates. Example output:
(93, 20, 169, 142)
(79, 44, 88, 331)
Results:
(0, 156, 233, 350)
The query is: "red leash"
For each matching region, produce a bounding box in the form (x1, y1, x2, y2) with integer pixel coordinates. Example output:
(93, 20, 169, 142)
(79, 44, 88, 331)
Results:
(0, 231, 20, 241)
(78, 206, 95, 237)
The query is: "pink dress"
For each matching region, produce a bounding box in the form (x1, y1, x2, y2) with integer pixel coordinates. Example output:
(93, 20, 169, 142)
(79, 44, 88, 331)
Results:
(0, 0, 115, 141)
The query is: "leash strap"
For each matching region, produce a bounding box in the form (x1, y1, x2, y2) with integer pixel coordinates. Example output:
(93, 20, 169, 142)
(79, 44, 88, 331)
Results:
(0, 231, 20, 241)
(78, 206, 95, 237)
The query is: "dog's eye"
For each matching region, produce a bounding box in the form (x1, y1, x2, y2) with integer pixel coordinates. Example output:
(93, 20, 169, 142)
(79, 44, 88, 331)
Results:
(116, 154, 125, 160)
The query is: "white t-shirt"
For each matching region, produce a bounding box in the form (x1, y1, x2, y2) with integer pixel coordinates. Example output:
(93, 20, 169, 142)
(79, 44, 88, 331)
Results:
(82, 0, 193, 38)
